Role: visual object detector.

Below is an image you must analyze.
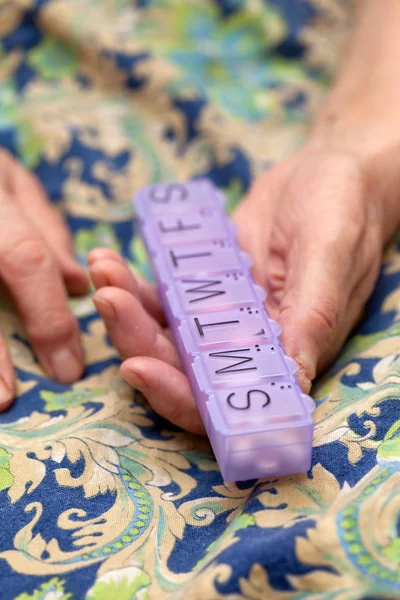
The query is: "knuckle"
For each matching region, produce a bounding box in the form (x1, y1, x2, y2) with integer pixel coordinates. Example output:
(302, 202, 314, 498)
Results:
(28, 311, 76, 346)
(344, 199, 368, 242)
(280, 295, 339, 341)
(1, 235, 51, 276)
(307, 300, 339, 340)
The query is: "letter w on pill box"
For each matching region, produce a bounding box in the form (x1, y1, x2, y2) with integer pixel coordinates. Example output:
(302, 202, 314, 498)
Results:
(134, 180, 315, 482)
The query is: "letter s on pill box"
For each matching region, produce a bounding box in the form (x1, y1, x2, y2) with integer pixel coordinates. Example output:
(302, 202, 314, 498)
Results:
(134, 180, 315, 482)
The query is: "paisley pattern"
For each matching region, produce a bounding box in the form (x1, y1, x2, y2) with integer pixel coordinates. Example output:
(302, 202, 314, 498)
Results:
(0, 1, 399, 598)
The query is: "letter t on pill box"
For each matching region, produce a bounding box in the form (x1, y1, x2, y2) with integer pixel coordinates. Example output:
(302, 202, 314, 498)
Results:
(134, 180, 315, 482)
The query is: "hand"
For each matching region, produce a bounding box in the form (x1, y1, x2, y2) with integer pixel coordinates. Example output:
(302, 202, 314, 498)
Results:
(233, 143, 400, 392)
(89, 249, 206, 434)
(0, 149, 89, 411)
(90, 141, 400, 434)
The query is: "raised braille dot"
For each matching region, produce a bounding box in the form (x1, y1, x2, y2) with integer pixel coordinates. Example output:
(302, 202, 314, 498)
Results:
(271, 382, 275, 386)
(288, 385, 291, 388)
(240, 308, 244, 311)
(280, 386, 284, 389)
(257, 349, 260, 352)
(271, 347, 275, 351)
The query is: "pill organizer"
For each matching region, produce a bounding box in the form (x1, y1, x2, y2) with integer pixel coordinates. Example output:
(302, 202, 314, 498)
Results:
(134, 179, 315, 482)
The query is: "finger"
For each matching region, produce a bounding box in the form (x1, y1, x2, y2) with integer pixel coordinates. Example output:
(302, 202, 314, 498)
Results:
(277, 245, 346, 393)
(89, 258, 140, 296)
(92, 286, 180, 368)
(0, 333, 16, 411)
(0, 190, 84, 384)
(3, 154, 89, 296)
(87, 248, 125, 266)
(88, 249, 165, 324)
(276, 168, 377, 390)
(232, 165, 285, 289)
(121, 357, 205, 435)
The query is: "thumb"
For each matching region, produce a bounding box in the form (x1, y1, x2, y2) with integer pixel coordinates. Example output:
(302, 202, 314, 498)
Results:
(277, 234, 360, 393)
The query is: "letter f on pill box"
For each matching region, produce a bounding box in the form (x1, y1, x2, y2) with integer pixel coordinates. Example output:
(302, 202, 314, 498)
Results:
(134, 180, 315, 482)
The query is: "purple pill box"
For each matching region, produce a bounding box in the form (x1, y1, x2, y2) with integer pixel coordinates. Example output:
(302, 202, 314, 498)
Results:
(134, 180, 315, 482)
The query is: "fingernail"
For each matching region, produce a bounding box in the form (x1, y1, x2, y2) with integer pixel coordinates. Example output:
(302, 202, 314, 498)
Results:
(122, 364, 148, 389)
(0, 376, 13, 410)
(294, 351, 315, 394)
(295, 351, 315, 378)
(87, 250, 104, 266)
(93, 297, 117, 321)
(89, 265, 108, 289)
(50, 348, 82, 384)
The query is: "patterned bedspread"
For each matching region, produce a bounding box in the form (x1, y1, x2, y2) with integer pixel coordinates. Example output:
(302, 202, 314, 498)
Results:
(0, 1, 399, 598)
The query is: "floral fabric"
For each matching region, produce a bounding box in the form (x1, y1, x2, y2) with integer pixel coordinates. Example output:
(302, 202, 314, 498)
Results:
(0, 1, 399, 599)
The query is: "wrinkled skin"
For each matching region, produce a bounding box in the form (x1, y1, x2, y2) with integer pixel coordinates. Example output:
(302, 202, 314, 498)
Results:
(0, 149, 88, 409)
(89, 144, 399, 434)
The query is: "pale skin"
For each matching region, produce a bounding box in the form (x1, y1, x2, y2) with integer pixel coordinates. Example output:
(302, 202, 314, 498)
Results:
(1, 0, 400, 433)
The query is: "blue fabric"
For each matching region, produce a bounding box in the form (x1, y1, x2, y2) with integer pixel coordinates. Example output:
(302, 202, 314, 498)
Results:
(1, 2, 399, 599)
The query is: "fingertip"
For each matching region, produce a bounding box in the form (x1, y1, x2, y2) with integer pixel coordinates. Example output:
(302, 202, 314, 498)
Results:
(120, 357, 206, 435)
(93, 285, 131, 312)
(0, 378, 15, 413)
(89, 258, 139, 299)
(280, 324, 317, 391)
(0, 341, 17, 412)
(0, 376, 15, 412)
(0, 399, 14, 413)
(88, 262, 108, 290)
(92, 289, 118, 322)
(295, 362, 313, 394)
(37, 341, 85, 385)
(87, 248, 124, 266)
(120, 358, 150, 389)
